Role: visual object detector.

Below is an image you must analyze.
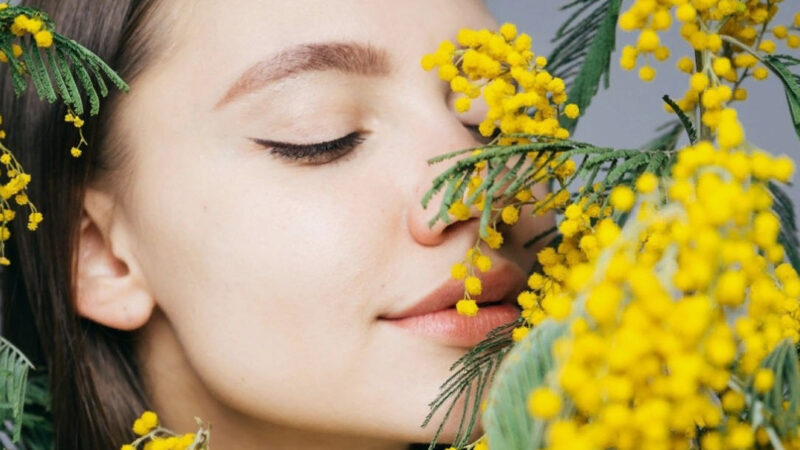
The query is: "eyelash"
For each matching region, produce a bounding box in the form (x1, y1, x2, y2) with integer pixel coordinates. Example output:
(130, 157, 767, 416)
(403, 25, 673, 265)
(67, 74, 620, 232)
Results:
(255, 131, 367, 164)
(255, 124, 500, 164)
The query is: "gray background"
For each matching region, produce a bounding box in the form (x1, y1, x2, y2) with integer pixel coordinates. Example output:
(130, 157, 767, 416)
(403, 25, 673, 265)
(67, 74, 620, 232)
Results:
(486, 0, 800, 205)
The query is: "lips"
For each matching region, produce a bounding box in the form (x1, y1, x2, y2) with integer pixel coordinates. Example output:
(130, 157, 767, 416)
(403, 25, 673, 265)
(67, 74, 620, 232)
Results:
(379, 259, 528, 320)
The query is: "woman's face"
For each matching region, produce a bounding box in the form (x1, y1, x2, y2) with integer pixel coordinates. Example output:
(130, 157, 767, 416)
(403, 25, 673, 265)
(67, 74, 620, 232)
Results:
(88, 0, 551, 446)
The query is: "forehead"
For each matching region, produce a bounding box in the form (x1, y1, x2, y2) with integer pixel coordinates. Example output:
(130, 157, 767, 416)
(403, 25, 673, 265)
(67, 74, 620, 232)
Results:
(143, 0, 498, 108)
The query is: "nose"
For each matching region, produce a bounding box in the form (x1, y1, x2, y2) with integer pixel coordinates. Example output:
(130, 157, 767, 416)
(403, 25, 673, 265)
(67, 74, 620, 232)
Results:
(405, 103, 489, 247)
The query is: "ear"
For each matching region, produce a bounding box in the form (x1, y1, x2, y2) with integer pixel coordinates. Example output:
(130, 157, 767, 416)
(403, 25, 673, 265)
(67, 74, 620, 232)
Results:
(75, 188, 155, 330)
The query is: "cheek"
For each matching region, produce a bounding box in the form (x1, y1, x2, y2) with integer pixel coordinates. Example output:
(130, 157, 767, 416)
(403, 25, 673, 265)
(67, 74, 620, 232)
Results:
(129, 150, 406, 416)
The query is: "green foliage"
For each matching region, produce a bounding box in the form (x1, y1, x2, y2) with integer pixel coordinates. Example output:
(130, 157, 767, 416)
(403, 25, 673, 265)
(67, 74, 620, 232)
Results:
(546, 0, 622, 133)
(662, 95, 698, 144)
(421, 318, 522, 450)
(758, 55, 800, 142)
(642, 121, 684, 153)
(18, 370, 53, 450)
(0, 370, 53, 450)
(422, 136, 675, 244)
(0, 6, 129, 116)
(749, 340, 800, 440)
(0, 336, 34, 445)
(481, 321, 567, 450)
(770, 181, 800, 274)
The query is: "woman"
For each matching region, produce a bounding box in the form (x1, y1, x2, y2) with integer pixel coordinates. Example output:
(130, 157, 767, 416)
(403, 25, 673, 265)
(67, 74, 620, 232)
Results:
(0, 0, 552, 448)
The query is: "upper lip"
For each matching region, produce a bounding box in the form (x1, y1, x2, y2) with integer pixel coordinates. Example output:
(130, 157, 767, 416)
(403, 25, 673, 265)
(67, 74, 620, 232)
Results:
(379, 259, 528, 320)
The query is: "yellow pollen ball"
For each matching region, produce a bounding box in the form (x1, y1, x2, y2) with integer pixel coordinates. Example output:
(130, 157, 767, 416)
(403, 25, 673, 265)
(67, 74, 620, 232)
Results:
(676, 4, 697, 22)
(754, 369, 775, 393)
(715, 270, 746, 306)
(474, 255, 492, 272)
(618, 12, 638, 31)
(712, 57, 732, 76)
(527, 387, 562, 419)
(501, 205, 519, 225)
(437, 64, 458, 81)
(25, 17, 43, 33)
(451, 263, 468, 280)
(140, 411, 158, 429)
(448, 201, 471, 221)
(636, 29, 660, 52)
(727, 423, 754, 448)
(454, 97, 471, 113)
(33, 30, 53, 48)
(499, 23, 517, 41)
(772, 155, 794, 182)
(515, 189, 532, 202)
(722, 391, 745, 413)
(635, 172, 658, 193)
(132, 418, 151, 436)
(464, 276, 482, 296)
(653, 46, 670, 61)
(483, 226, 504, 249)
(564, 203, 582, 220)
(689, 72, 709, 92)
(639, 65, 656, 82)
(758, 40, 777, 54)
(718, 118, 744, 149)
(609, 185, 635, 211)
(455, 299, 478, 317)
(677, 56, 695, 73)
(420, 54, 437, 71)
(512, 326, 530, 342)
(564, 103, 580, 119)
(620, 55, 636, 71)
(450, 76, 470, 93)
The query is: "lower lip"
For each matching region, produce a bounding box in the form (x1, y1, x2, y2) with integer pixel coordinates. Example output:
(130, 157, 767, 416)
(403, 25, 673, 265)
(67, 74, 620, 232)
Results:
(380, 303, 521, 348)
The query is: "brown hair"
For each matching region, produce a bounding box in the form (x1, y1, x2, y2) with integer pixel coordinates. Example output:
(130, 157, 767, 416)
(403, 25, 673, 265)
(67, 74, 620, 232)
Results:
(0, 2, 456, 448)
(0, 1, 166, 448)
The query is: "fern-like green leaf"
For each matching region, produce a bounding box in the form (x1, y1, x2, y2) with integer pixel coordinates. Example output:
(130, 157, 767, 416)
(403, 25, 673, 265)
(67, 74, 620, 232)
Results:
(482, 321, 567, 450)
(761, 55, 800, 142)
(768, 181, 800, 274)
(757, 340, 800, 437)
(0, 7, 130, 116)
(54, 47, 84, 115)
(662, 95, 698, 144)
(643, 121, 684, 152)
(547, 0, 622, 133)
(421, 319, 522, 450)
(0, 337, 34, 445)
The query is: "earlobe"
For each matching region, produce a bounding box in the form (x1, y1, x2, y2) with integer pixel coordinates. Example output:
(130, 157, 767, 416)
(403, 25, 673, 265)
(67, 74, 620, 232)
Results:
(75, 190, 155, 331)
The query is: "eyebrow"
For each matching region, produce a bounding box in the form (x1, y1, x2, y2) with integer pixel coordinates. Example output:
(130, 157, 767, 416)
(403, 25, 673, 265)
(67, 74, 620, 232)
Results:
(214, 41, 392, 110)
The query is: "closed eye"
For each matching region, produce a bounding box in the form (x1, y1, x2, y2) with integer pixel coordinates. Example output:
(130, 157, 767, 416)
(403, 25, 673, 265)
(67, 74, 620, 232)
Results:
(251, 131, 367, 165)
(251, 123, 498, 166)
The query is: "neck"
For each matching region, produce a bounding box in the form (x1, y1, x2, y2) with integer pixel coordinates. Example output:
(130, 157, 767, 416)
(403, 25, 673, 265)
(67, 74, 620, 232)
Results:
(135, 307, 411, 450)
